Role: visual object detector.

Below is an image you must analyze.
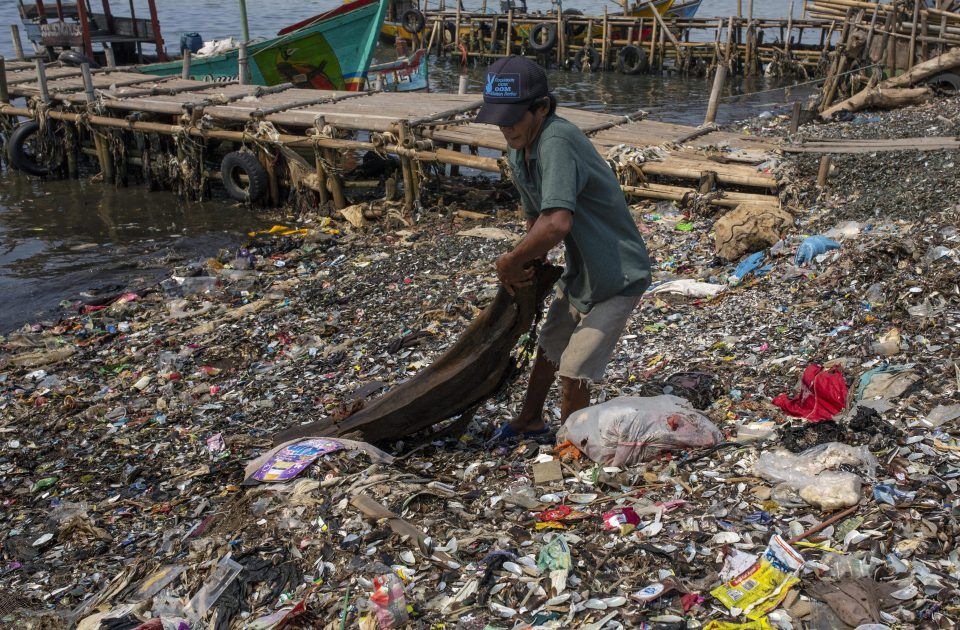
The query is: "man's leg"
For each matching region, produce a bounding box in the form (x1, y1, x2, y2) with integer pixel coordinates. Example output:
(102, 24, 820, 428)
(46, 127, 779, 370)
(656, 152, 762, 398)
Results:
(559, 376, 591, 422)
(509, 348, 559, 433)
(554, 294, 641, 417)
(506, 290, 578, 434)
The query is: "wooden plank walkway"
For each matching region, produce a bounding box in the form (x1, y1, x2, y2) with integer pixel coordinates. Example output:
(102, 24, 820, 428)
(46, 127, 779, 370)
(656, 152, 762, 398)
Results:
(1, 64, 782, 209)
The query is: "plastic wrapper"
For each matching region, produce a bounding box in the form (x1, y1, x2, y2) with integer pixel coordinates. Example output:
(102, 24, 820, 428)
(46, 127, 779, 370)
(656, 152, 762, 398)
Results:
(754, 443, 876, 510)
(369, 573, 408, 628)
(186, 555, 244, 621)
(710, 535, 804, 619)
(557, 395, 724, 466)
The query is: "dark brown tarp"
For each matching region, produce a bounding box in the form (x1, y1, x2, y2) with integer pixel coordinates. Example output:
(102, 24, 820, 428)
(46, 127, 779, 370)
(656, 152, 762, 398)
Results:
(273, 263, 562, 444)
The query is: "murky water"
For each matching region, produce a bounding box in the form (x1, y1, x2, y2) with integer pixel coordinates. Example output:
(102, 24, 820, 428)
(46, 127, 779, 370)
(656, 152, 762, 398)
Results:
(0, 0, 811, 332)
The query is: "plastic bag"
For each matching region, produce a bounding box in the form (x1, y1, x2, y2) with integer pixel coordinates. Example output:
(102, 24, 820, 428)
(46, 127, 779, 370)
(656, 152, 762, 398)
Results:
(795, 235, 840, 266)
(754, 443, 876, 510)
(369, 573, 408, 628)
(557, 395, 723, 466)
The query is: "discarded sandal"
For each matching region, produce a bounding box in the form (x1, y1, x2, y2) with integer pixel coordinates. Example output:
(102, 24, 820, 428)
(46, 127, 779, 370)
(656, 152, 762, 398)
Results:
(490, 422, 552, 442)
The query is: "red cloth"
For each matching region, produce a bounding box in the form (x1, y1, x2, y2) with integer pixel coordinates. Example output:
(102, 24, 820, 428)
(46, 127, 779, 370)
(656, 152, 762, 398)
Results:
(772, 364, 848, 422)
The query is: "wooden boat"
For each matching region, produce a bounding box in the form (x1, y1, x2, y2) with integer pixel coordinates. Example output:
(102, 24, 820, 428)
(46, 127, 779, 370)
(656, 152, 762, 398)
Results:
(140, 0, 387, 91)
(367, 49, 429, 92)
(666, 0, 703, 19)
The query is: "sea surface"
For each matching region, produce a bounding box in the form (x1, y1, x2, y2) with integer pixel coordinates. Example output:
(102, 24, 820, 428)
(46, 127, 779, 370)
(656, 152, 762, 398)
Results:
(0, 0, 813, 332)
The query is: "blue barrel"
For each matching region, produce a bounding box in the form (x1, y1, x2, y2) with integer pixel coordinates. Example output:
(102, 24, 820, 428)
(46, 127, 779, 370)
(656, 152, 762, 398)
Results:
(180, 32, 203, 54)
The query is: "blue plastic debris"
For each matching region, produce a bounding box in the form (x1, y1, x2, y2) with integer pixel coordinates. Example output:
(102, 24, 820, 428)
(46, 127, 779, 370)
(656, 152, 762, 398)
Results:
(732, 251, 774, 280)
(795, 236, 840, 266)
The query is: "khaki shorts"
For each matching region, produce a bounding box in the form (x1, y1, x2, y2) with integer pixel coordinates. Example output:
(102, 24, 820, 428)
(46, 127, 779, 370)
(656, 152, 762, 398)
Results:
(537, 289, 641, 383)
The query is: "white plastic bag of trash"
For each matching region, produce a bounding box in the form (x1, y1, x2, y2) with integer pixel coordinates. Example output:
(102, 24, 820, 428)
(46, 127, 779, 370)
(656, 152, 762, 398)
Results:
(754, 442, 877, 511)
(557, 395, 724, 466)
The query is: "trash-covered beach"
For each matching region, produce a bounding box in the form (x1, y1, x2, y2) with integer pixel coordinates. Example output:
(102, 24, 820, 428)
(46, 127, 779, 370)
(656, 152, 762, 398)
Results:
(2, 94, 960, 629)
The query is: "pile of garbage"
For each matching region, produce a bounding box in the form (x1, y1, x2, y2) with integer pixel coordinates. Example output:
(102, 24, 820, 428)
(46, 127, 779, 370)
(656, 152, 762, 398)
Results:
(1, 96, 959, 629)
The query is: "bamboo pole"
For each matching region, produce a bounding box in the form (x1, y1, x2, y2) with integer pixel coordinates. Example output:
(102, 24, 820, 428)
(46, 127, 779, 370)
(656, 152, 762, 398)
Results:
(454, 2, 461, 47)
(324, 147, 346, 209)
(602, 6, 609, 70)
(314, 155, 330, 206)
(35, 59, 51, 104)
(181, 50, 191, 80)
(0, 58, 7, 104)
(506, 9, 513, 57)
(786, 0, 795, 56)
(238, 43, 249, 85)
(11, 25, 26, 62)
(81, 63, 114, 183)
(704, 61, 727, 124)
(908, 0, 920, 70)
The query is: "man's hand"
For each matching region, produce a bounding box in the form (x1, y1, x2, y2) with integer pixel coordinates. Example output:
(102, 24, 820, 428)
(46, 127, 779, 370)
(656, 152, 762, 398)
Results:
(496, 252, 534, 296)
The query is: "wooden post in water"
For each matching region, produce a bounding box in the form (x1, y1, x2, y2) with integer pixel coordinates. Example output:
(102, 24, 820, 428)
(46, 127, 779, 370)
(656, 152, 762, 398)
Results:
(601, 7, 609, 70)
(705, 18, 731, 125)
(0, 57, 8, 104)
(11, 25, 26, 61)
(785, 0, 794, 57)
(238, 43, 249, 85)
(181, 50, 192, 80)
(704, 60, 727, 124)
(82, 63, 115, 183)
(104, 43, 117, 68)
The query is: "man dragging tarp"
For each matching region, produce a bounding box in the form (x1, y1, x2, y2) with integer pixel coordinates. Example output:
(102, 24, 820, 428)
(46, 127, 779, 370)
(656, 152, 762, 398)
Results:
(474, 56, 653, 441)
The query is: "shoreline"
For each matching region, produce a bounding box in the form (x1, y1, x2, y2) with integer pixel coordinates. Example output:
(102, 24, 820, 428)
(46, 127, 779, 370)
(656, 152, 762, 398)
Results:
(2, 94, 959, 627)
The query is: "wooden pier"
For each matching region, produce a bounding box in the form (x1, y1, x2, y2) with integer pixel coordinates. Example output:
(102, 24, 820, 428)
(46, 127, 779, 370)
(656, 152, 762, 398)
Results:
(0, 61, 781, 216)
(409, 8, 840, 78)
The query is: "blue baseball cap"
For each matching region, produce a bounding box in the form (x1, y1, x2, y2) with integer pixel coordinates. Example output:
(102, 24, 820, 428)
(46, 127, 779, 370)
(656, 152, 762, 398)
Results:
(475, 56, 550, 127)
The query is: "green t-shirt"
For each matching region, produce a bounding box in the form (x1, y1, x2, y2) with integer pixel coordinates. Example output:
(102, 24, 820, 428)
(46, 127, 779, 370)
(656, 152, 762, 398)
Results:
(509, 114, 652, 313)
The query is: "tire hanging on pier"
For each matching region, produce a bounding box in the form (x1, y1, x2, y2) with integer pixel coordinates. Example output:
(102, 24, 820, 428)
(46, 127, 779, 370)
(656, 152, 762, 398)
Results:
(399, 8, 425, 35)
(528, 23, 557, 52)
(441, 21, 457, 46)
(617, 45, 649, 75)
(573, 47, 600, 72)
(7, 120, 58, 177)
(221, 150, 268, 203)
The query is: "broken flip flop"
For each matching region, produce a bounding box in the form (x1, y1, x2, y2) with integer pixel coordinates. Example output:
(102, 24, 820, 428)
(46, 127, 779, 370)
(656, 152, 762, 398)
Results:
(489, 422, 552, 442)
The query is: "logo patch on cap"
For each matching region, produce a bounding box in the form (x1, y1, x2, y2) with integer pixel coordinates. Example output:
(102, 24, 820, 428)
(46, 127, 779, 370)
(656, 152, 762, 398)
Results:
(485, 72, 521, 98)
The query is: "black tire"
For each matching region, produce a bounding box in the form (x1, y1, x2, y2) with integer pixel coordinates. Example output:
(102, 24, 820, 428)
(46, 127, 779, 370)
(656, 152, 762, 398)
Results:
(441, 20, 457, 45)
(574, 47, 600, 72)
(221, 150, 267, 203)
(926, 71, 960, 92)
(399, 8, 425, 35)
(617, 45, 649, 75)
(58, 49, 100, 68)
(528, 23, 557, 52)
(7, 120, 55, 177)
